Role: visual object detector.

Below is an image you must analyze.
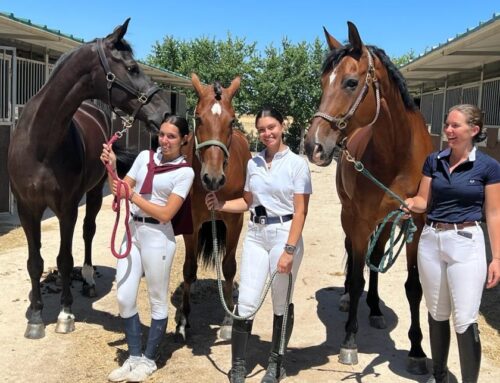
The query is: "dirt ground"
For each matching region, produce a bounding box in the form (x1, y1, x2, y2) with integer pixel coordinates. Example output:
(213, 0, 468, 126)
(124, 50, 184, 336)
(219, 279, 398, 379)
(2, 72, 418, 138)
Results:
(1, 161, 499, 383)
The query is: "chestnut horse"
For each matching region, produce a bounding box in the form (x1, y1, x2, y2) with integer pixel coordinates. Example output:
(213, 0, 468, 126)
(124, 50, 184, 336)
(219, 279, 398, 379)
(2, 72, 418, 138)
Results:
(305, 22, 432, 373)
(7, 19, 171, 339)
(176, 73, 251, 341)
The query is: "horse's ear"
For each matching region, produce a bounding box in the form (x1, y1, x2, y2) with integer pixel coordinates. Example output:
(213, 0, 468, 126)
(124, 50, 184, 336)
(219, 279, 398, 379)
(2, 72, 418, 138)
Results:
(323, 27, 343, 51)
(105, 18, 130, 44)
(191, 73, 204, 96)
(226, 76, 241, 100)
(347, 21, 363, 52)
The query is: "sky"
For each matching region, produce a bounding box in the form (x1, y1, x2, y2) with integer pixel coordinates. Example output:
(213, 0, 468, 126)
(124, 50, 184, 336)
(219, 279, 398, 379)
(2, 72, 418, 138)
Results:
(2, 1, 499, 61)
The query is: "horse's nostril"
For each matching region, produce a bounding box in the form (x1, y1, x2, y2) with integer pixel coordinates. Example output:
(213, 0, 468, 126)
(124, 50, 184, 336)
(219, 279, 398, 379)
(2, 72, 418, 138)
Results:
(219, 175, 226, 187)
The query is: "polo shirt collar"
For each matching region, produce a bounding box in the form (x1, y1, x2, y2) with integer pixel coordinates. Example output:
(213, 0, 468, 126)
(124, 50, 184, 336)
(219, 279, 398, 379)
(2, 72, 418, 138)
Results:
(256, 147, 290, 162)
(437, 146, 477, 162)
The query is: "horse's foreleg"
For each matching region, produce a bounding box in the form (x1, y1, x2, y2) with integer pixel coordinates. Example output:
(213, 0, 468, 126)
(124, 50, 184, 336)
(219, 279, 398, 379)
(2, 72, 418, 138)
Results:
(339, 246, 366, 366)
(404, 234, 427, 374)
(176, 236, 197, 342)
(366, 228, 390, 329)
(54, 208, 77, 334)
(18, 202, 45, 339)
(340, 236, 352, 312)
(81, 181, 104, 297)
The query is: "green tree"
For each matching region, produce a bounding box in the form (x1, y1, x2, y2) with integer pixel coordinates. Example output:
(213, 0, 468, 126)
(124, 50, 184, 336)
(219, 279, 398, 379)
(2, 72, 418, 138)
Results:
(392, 49, 416, 67)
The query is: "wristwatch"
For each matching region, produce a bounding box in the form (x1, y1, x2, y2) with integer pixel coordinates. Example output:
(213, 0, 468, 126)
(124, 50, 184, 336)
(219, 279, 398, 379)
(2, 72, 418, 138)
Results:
(284, 244, 296, 255)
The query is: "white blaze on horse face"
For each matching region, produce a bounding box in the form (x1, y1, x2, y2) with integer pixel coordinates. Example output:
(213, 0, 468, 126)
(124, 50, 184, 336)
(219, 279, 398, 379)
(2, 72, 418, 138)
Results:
(211, 102, 222, 116)
(329, 68, 338, 86)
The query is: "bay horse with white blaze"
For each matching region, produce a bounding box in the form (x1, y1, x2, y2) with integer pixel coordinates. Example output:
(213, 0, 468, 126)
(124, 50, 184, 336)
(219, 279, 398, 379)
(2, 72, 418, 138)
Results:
(176, 73, 251, 341)
(304, 22, 432, 373)
(7, 19, 171, 339)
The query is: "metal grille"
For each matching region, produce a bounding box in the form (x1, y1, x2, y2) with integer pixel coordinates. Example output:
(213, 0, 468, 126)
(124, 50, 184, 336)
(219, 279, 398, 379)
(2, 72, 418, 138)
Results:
(0, 52, 11, 121)
(462, 86, 479, 106)
(482, 79, 500, 126)
(431, 92, 444, 135)
(445, 88, 461, 111)
(420, 93, 434, 124)
(16, 57, 52, 105)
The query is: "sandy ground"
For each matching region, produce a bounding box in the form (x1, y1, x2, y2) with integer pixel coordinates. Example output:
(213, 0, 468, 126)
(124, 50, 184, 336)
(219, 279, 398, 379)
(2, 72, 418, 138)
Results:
(1, 161, 499, 383)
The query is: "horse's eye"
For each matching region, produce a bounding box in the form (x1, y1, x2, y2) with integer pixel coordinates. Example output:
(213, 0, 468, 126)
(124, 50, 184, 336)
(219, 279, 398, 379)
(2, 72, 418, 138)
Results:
(127, 65, 139, 74)
(344, 78, 358, 90)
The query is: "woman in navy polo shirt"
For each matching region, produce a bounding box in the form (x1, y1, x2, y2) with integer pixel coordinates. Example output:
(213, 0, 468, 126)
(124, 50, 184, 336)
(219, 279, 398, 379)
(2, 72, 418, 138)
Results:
(404, 104, 500, 383)
(205, 107, 312, 383)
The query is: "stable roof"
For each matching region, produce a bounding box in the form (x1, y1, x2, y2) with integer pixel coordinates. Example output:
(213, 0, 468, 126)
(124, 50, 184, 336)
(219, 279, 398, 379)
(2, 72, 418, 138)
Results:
(0, 12, 193, 89)
(400, 13, 500, 92)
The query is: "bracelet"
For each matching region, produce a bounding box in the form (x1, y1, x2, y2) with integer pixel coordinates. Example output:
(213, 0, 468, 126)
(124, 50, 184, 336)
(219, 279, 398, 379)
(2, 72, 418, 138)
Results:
(128, 190, 135, 201)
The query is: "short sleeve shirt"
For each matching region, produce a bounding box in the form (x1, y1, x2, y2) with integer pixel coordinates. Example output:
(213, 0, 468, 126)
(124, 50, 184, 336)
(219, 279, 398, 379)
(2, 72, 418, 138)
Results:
(127, 148, 195, 217)
(244, 147, 312, 217)
(423, 147, 500, 223)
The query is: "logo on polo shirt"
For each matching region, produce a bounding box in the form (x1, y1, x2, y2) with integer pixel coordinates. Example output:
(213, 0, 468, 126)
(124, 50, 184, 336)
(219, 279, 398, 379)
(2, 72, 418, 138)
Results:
(469, 179, 475, 184)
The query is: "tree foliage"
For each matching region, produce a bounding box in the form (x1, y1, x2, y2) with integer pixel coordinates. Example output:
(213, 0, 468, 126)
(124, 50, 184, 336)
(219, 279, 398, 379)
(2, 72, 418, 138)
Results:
(147, 34, 327, 153)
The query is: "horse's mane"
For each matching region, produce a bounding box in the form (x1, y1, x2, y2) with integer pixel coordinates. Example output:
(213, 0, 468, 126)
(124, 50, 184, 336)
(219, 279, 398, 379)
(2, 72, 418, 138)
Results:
(49, 38, 134, 80)
(322, 45, 416, 110)
(214, 81, 223, 100)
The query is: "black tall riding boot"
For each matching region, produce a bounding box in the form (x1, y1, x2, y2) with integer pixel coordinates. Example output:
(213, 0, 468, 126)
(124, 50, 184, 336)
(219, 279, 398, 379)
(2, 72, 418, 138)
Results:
(230, 316, 253, 383)
(426, 314, 450, 383)
(261, 304, 294, 383)
(457, 323, 481, 383)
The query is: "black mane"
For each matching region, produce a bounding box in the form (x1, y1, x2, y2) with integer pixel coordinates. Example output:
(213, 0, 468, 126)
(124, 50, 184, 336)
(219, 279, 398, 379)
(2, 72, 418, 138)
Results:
(214, 81, 222, 101)
(322, 44, 416, 110)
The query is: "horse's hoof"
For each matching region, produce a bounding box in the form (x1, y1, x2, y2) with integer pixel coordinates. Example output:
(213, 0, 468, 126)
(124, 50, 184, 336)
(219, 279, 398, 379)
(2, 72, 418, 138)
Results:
(24, 323, 45, 339)
(82, 283, 96, 298)
(218, 325, 232, 341)
(339, 294, 350, 312)
(175, 326, 187, 343)
(369, 315, 387, 329)
(406, 356, 428, 375)
(339, 347, 358, 365)
(55, 315, 75, 334)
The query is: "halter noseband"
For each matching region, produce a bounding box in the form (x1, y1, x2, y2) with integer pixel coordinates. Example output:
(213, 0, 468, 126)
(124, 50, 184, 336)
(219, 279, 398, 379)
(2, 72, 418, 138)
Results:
(313, 48, 381, 132)
(96, 39, 162, 127)
(193, 106, 231, 164)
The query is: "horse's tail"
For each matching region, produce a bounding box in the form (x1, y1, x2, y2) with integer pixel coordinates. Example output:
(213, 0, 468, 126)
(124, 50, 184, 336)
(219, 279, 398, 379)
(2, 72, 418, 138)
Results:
(197, 220, 226, 269)
(113, 143, 136, 178)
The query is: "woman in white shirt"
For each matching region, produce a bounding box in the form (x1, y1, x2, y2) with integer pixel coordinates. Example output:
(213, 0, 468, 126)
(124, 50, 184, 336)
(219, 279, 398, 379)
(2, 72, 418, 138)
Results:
(101, 115, 194, 383)
(206, 107, 312, 383)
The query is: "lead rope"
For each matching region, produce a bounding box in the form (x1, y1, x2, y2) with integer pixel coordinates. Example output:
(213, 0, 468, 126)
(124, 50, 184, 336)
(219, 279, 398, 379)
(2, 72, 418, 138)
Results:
(105, 123, 133, 259)
(210, 209, 292, 365)
(342, 150, 417, 272)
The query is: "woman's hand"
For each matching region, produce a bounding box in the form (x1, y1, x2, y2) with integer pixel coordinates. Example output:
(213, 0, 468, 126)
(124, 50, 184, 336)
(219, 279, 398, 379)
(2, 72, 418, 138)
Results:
(277, 252, 293, 274)
(486, 259, 500, 289)
(100, 143, 116, 169)
(111, 180, 131, 199)
(400, 198, 414, 219)
(205, 192, 222, 211)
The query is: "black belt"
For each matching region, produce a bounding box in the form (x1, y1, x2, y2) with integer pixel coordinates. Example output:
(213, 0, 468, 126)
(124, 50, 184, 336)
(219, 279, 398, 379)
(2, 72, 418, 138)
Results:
(250, 213, 293, 225)
(426, 219, 477, 231)
(131, 214, 160, 225)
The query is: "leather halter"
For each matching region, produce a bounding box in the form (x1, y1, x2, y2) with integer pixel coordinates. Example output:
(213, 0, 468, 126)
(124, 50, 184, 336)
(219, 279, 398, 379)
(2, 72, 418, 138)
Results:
(313, 48, 381, 132)
(96, 39, 161, 127)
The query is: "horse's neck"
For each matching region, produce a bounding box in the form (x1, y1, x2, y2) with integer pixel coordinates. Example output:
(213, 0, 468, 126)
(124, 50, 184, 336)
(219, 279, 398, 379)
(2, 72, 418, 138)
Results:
(27, 46, 100, 147)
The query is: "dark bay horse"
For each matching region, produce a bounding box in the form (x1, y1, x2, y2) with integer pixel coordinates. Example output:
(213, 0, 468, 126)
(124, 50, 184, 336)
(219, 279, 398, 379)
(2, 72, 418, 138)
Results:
(7, 19, 171, 339)
(304, 22, 432, 373)
(176, 73, 251, 341)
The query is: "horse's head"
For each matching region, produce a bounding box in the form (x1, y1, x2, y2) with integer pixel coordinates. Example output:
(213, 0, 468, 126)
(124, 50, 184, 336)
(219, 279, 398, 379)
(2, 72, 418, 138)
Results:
(94, 19, 170, 132)
(191, 73, 240, 192)
(305, 21, 381, 166)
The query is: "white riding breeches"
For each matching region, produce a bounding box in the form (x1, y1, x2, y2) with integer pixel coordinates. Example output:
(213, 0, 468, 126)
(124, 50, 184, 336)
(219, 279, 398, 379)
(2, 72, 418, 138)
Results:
(115, 221, 176, 320)
(417, 223, 486, 334)
(237, 220, 304, 318)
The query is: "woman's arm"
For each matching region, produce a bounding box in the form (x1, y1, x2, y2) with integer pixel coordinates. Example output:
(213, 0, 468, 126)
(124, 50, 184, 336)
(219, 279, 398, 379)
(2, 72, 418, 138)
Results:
(128, 191, 185, 223)
(205, 191, 253, 213)
(277, 193, 310, 274)
(485, 182, 500, 288)
(403, 175, 432, 214)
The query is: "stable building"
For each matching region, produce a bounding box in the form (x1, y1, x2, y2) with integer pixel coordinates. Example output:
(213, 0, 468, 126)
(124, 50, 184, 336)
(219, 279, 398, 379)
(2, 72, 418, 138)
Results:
(0, 12, 192, 217)
(401, 13, 500, 161)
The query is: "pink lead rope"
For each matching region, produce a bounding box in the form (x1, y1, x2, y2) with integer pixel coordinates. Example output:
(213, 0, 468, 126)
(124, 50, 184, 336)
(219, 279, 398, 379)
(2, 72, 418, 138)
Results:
(105, 132, 132, 259)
